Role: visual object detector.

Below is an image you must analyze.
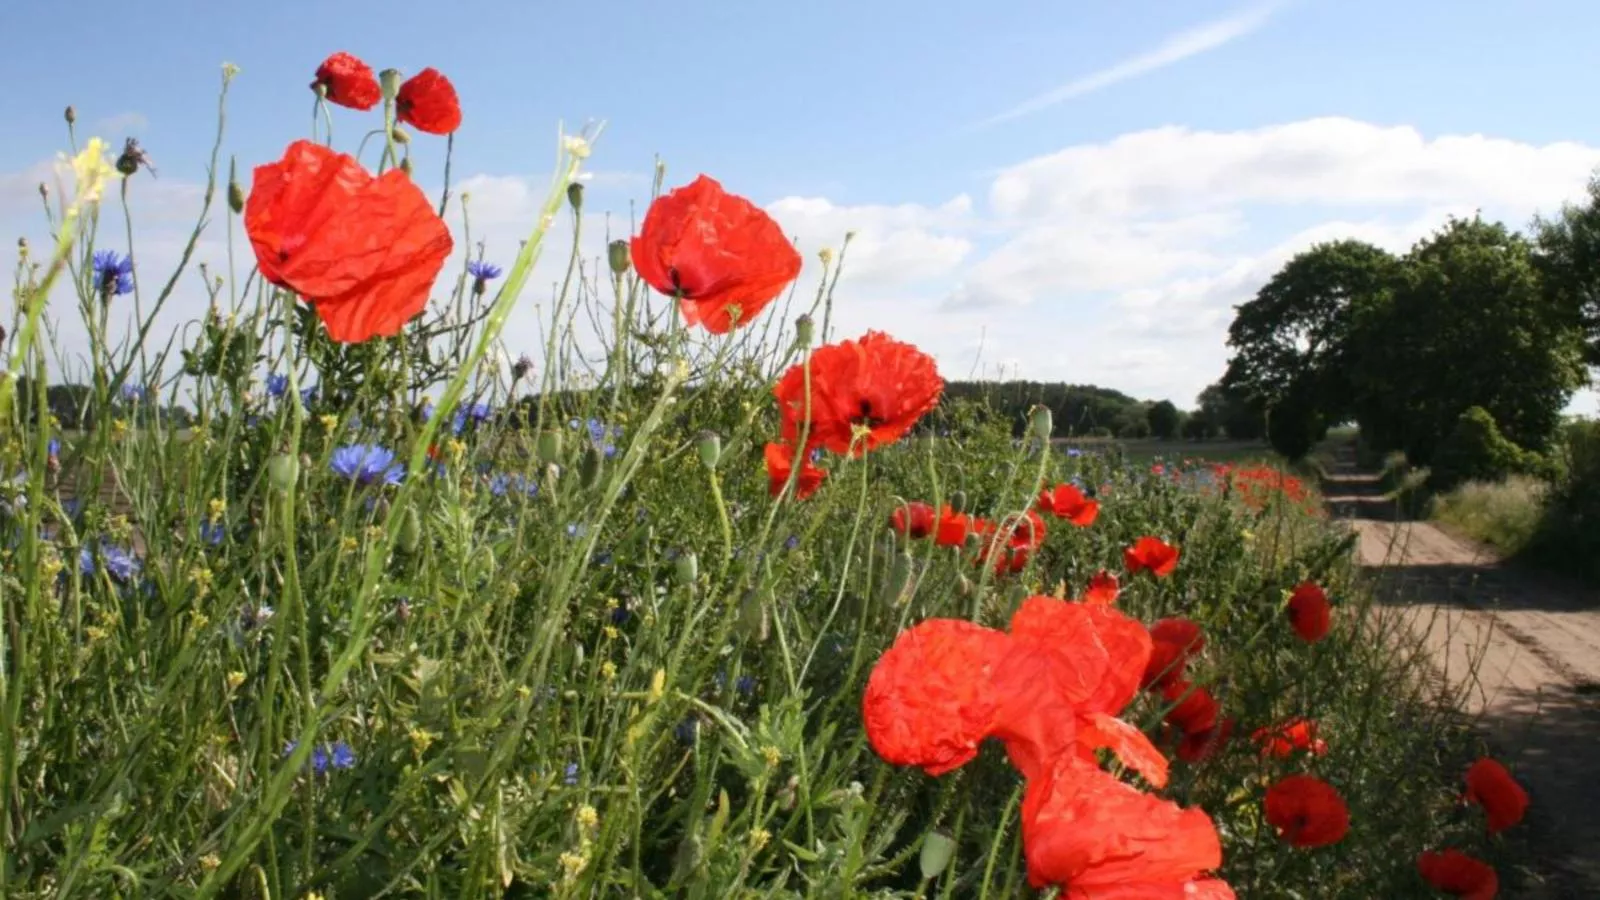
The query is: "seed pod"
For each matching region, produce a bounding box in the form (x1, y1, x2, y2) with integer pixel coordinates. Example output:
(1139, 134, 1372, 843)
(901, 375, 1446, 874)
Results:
(794, 314, 814, 348)
(1029, 404, 1054, 442)
(738, 590, 769, 643)
(674, 551, 698, 585)
(695, 430, 722, 470)
(64, 105, 76, 125)
(920, 831, 957, 881)
(579, 445, 602, 489)
(266, 453, 300, 493)
(607, 240, 631, 275)
(948, 490, 968, 515)
(566, 181, 584, 211)
(535, 430, 564, 464)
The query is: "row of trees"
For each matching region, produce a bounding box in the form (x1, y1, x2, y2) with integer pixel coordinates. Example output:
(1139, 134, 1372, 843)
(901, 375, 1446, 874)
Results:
(1219, 175, 1600, 466)
(939, 381, 1258, 441)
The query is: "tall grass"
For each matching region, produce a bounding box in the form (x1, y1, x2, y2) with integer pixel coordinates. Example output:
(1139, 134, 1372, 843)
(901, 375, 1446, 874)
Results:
(0, 64, 1517, 898)
(1430, 475, 1548, 557)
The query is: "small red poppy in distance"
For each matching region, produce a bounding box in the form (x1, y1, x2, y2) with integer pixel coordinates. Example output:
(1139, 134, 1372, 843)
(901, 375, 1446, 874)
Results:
(889, 501, 935, 539)
(1161, 679, 1221, 736)
(1080, 570, 1120, 606)
(1464, 757, 1529, 835)
(1142, 617, 1205, 690)
(245, 140, 454, 343)
(1287, 581, 1332, 643)
(396, 67, 462, 135)
(933, 506, 970, 547)
(631, 175, 801, 334)
(1264, 775, 1350, 849)
(311, 52, 381, 110)
(773, 331, 944, 456)
(1252, 718, 1329, 758)
(1176, 716, 1236, 763)
(763, 442, 826, 500)
(1417, 849, 1499, 899)
(1124, 536, 1180, 577)
(1036, 483, 1099, 527)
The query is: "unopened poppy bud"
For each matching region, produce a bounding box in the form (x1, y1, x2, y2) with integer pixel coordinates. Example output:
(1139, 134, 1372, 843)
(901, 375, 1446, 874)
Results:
(266, 453, 300, 493)
(695, 430, 722, 470)
(919, 831, 957, 881)
(819, 247, 835, 266)
(312, 80, 329, 100)
(884, 550, 915, 605)
(572, 641, 585, 668)
(738, 590, 769, 643)
(38, 182, 48, 201)
(228, 180, 244, 214)
(579, 445, 602, 488)
(674, 551, 698, 585)
(64, 106, 76, 125)
(957, 574, 974, 597)
(536, 430, 564, 464)
(398, 504, 421, 553)
(948, 490, 968, 515)
(1029, 405, 1053, 442)
(399, 157, 413, 176)
(607, 240, 631, 275)
(390, 127, 410, 145)
(566, 182, 584, 211)
(379, 68, 403, 101)
(794, 314, 814, 347)
(511, 354, 533, 380)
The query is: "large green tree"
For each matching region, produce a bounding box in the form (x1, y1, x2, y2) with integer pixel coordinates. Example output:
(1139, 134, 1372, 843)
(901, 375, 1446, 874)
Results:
(1532, 172, 1600, 367)
(1222, 239, 1401, 421)
(1349, 216, 1587, 465)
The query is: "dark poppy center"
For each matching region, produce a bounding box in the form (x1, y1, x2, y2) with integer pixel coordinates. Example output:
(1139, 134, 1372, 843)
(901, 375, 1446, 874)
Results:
(668, 267, 693, 298)
(854, 399, 887, 429)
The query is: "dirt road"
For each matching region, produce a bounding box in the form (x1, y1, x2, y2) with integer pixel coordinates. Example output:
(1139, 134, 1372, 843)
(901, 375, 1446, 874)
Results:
(1323, 454, 1600, 896)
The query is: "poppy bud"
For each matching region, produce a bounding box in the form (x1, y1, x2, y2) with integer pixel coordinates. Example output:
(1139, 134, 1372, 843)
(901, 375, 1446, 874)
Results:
(695, 430, 722, 470)
(572, 640, 585, 668)
(266, 453, 300, 493)
(794, 314, 814, 347)
(38, 182, 48, 201)
(400, 157, 414, 176)
(566, 181, 584, 211)
(607, 240, 631, 275)
(579, 445, 602, 488)
(819, 247, 835, 267)
(390, 127, 410, 145)
(919, 831, 957, 881)
(884, 550, 915, 605)
(64, 105, 76, 125)
(228, 180, 244, 215)
(1029, 404, 1053, 442)
(674, 551, 698, 585)
(511, 355, 533, 381)
(398, 504, 421, 553)
(948, 490, 968, 515)
(738, 590, 769, 643)
(379, 68, 403, 101)
(312, 80, 329, 100)
(957, 574, 974, 597)
(535, 430, 563, 464)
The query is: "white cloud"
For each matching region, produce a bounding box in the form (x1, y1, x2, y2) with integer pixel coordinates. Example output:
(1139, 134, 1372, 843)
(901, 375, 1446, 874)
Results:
(93, 112, 149, 136)
(979, 1, 1284, 127)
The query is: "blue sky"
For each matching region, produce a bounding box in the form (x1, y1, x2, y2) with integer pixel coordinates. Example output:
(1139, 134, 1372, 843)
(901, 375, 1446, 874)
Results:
(3, 0, 1598, 412)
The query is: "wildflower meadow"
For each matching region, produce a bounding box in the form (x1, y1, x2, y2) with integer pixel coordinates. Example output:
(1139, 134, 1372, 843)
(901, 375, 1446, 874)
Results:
(1, 56, 1533, 898)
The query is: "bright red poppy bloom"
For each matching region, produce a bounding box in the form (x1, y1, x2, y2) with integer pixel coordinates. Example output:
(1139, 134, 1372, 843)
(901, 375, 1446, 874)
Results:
(631, 175, 801, 334)
(1021, 758, 1234, 897)
(311, 52, 381, 110)
(976, 510, 1048, 575)
(773, 330, 944, 456)
(862, 618, 1008, 775)
(1252, 718, 1328, 758)
(1287, 581, 1331, 643)
(1080, 570, 1120, 606)
(1161, 679, 1220, 736)
(1464, 757, 1528, 835)
(1417, 849, 1498, 899)
(889, 501, 936, 539)
(246, 140, 453, 343)
(1176, 717, 1235, 763)
(1037, 483, 1099, 527)
(934, 505, 970, 547)
(1264, 775, 1350, 848)
(1142, 617, 1204, 690)
(395, 67, 462, 135)
(764, 441, 826, 500)
(1124, 536, 1180, 577)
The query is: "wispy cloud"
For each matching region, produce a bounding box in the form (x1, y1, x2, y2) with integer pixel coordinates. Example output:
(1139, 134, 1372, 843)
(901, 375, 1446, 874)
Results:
(94, 111, 149, 135)
(978, 1, 1284, 128)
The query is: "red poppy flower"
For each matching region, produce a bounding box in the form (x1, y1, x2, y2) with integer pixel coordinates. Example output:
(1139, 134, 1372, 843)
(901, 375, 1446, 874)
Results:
(311, 52, 381, 110)
(934, 505, 970, 547)
(395, 67, 462, 135)
(1287, 581, 1331, 643)
(1124, 536, 1180, 577)
(245, 140, 453, 343)
(974, 510, 1047, 574)
(1037, 483, 1099, 527)
(995, 597, 1160, 784)
(1264, 774, 1350, 848)
(1080, 570, 1120, 606)
(764, 441, 825, 500)
(1252, 718, 1328, 758)
(1176, 716, 1235, 763)
(1161, 679, 1220, 736)
(631, 175, 801, 334)
(1417, 849, 1498, 899)
(1464, 757, 1528, 835)
(773, 330, 944, 456)
(1021, 758, 1234, 897)
(889, 501, 935, 539)
(1142, 618, 1204, 690)
(862, 619, 1009, 775)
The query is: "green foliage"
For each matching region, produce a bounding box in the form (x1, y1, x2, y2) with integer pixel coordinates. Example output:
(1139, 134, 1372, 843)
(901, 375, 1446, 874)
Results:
(1533, 174, 1600, 366)
(1145, 400, 1182, 440)
(1429, 406, 1550, 492)
(1430, 475, 1548, 557)
(940, 380, 1168, 439)
(1265, 378, 1328, 462)
(1197, 381, 1266, 441)
(1526, 419, 1600, 584)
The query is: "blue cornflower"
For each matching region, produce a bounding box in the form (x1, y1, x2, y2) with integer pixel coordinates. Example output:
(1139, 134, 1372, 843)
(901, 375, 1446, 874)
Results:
(200, 520, 226, 546)
(80, 543, 141, 582)
(735, 675, 757, 696)
(265, 373, 289, 399)
(91, 250, 135, 297)
(467, 260, 502, 296)
(328, 741, 356, 770)
(783, 534, 800, 551)
(1066, 447, 1083, 457)
(311, 745, 330, 774)
(488, 473, 538, 499)
(565, 523, 586, 539)
(299, 386, 317, 409)
(329, 444, 405, 486)
(584, 418, 619, 458)
(592, 549, 613, 566)
(563, 762, 580, 786)
(47, 438, 60, 459)
(675, 717, 699, 746)
(610, 606, 631, 625)
(120, 382, 146, 403)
